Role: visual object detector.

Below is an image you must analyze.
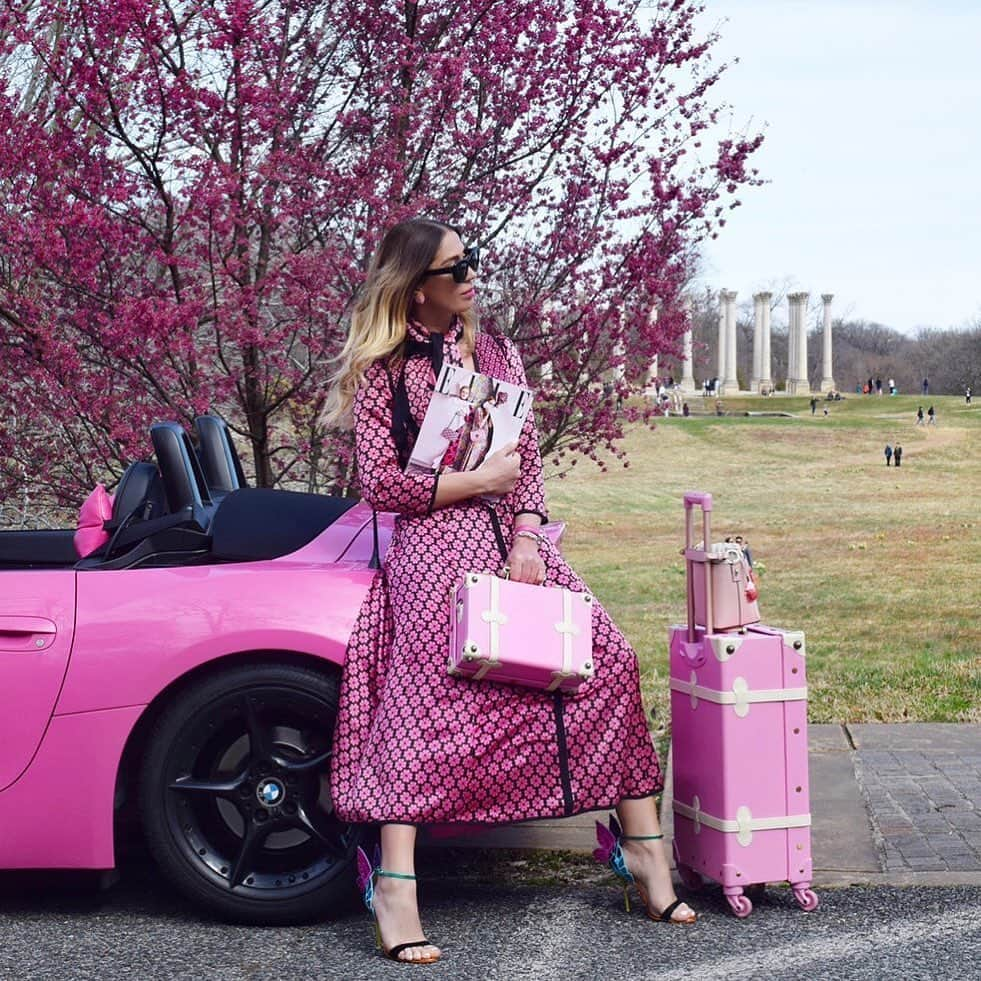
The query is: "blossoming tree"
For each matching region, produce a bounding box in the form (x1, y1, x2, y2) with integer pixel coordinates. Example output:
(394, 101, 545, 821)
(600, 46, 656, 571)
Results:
(0, 0, 761, 514)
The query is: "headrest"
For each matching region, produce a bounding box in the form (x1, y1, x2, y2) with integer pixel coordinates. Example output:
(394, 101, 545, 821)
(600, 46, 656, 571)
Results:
(194, 415, 247, 496)
(151, 422, 212, 513)
(113, 461, 167, 523)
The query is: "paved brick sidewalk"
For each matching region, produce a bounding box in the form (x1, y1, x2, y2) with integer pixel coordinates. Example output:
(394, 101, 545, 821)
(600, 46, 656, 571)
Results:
(851, 724, 981, 875)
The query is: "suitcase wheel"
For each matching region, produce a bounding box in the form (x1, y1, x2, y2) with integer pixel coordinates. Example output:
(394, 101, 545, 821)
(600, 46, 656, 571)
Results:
(793, 886, 819, 912)
(726, 893, 753, 918)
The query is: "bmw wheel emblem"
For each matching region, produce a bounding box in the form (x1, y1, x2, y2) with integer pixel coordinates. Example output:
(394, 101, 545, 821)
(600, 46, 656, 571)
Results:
(256, 778, 285, 807)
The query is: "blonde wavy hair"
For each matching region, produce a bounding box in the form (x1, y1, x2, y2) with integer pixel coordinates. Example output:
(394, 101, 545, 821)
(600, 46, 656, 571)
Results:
(322, 218, 477, 430)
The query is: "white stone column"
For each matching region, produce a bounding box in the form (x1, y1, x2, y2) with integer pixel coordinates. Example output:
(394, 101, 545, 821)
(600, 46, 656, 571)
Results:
(751, 293, 763, 392)
(759, 291, 773, 392)
(646, 355, 659, 388)
(716, 292, 727, 393)
(680, 297, 696, 394)
(723, 289, 738, 392)
(613, 340, 626, 384)
(787, 294, 798, 393)
(820, 293, 835, 393)
(787, 292, 811, 395)
(645, 305, 659, 388)
(797, 292, 810, 392)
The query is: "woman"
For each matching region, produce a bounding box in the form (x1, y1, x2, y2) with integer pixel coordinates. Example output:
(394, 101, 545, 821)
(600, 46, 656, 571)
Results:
(324, 218, 694, 965)
(456, 394, 493, 471)
(436, 405, 466, 472)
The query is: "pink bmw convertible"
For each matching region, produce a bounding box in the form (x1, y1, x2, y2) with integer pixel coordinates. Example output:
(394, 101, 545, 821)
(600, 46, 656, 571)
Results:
(0, 417, 398, 924)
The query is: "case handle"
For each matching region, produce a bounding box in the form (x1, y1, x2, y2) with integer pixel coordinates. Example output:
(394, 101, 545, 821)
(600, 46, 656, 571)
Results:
(683, 491, 713, 512)
(683, 491, 715, 642)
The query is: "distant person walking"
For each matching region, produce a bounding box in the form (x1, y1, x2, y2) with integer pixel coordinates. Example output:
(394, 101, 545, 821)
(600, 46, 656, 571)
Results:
(967, 387, 973, 405)
(927, 405, 936, 425)
(888, 378, 896, 396)
(884, 444, 893, 466)
(922, 378, 929, 396)
(894, 443, 903, 467)
(916, 406, 925, 426)
(810, 397, 817, 415)
(875, 377, 883, 396)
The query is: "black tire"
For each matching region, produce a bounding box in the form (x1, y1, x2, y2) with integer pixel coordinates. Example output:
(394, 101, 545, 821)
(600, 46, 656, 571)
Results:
(139, 662, 358, 924)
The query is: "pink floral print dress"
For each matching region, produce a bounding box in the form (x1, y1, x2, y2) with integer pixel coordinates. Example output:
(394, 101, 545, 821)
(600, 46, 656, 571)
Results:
(330, 320, 663, 825)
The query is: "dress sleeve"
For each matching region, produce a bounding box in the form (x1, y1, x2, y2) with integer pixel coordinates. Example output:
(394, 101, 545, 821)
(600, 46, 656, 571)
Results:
(504, 339, 549, 523)
(354, 361, 439, 516)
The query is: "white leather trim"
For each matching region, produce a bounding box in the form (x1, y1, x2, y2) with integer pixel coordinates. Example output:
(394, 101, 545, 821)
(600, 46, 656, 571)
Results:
(673, 798, 811, 848)
(778, 629, 807, 657)
(481, 575, 509, 660)
(548, 588, 581, 692)
(710, 635, 743, 662)
(670, 675, 808, 717)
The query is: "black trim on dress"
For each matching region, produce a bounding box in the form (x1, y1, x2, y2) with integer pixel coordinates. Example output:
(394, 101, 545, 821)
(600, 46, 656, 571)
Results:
(484, 504, 510, 565)
(552, 691, 575, 816)
(426, 475, 440, 516)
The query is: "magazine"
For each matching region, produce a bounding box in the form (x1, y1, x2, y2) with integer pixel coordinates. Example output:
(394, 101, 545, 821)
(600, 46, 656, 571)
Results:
(405, 364, 533, 484)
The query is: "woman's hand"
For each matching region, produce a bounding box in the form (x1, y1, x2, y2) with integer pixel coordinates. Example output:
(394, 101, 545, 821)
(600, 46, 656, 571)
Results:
(475, 441, 520, 496)
(506, 537, 546, 585)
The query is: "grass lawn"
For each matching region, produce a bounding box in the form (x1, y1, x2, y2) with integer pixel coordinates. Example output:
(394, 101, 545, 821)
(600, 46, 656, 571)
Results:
(545, 393, 980, 736)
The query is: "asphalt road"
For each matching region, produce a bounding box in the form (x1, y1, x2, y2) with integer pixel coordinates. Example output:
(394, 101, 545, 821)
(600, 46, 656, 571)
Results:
(1, 866, 979, 981)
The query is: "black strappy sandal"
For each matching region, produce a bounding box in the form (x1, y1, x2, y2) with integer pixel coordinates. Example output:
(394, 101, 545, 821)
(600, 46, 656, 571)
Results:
(356, 847, 442, 964)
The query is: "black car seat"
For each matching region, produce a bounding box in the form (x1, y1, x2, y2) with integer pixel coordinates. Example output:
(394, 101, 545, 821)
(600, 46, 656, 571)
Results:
(77, 424, 213, 569)
(151, 422, 213, 515)
(0, 464, 164, 569)
(110, 461, 168, 526)
(194, 415, 247, 499)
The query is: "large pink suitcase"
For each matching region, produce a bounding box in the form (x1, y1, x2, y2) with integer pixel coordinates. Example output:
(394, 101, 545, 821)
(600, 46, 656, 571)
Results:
(447, 572, 595, 693)
(669, 492, 818, 917)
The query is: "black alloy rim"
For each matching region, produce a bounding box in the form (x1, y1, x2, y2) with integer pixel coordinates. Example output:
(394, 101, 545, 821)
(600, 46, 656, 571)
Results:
(164, 685, 353, 897)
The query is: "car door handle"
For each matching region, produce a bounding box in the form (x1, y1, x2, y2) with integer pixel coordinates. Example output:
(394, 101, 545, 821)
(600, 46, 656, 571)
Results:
(0, 616, 58, 652)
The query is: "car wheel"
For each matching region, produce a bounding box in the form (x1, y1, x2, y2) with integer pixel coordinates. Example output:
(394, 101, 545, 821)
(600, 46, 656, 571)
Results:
(139, 662, 357, 924)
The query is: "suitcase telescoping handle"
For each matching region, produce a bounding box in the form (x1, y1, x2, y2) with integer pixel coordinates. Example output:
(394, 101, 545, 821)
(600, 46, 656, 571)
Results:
(683, 491, 713, 514)
(683, 491, 715, 644)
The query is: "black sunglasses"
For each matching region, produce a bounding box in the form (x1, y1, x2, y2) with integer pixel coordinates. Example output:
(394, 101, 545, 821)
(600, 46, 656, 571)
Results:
(419, 246, 480, 284)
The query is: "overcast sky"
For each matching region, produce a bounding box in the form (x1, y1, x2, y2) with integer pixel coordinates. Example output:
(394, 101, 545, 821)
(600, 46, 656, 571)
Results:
(693, 0, 981, 333)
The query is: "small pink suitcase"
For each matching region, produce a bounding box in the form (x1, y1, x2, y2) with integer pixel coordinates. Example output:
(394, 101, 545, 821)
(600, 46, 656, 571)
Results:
(684, 493, 760, 631)
(447, 572, 595, 693)
(669, 492, 818, 917)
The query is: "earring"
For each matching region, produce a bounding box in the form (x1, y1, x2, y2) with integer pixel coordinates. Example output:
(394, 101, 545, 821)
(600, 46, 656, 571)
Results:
(414, 292, 425, 305)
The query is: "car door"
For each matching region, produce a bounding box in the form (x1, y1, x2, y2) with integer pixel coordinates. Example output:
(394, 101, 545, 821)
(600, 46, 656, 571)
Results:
(0, 570, 76, 790)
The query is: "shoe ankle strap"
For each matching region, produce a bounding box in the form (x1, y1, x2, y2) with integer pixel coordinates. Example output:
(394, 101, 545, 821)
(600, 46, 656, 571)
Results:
(376, 869, 417, 880)
(620, 833, 664, 841)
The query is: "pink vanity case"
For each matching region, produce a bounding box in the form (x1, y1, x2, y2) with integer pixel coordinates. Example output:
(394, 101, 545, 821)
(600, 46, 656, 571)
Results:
(448, 572, 594, 694)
